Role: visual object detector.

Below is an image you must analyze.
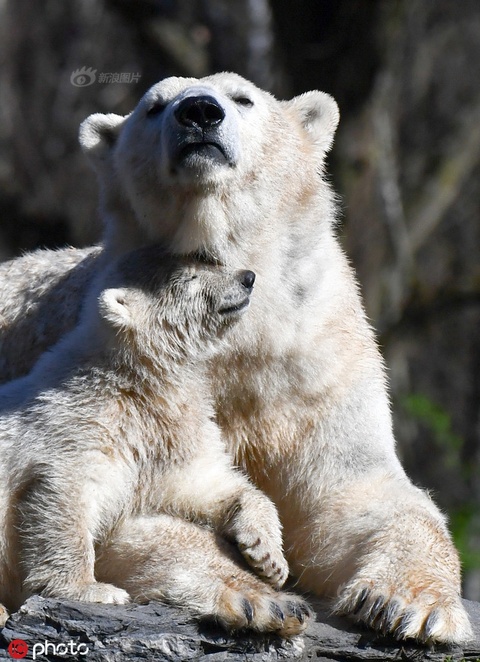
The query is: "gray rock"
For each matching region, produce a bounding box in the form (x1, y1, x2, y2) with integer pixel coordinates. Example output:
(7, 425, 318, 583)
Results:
(0, 596, 479, 661)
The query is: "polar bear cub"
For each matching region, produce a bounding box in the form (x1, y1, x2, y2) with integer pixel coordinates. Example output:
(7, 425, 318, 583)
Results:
(0, 245, 311, 635)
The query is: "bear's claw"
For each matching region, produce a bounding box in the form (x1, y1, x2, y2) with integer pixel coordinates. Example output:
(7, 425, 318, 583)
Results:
(335, 582, 473, 644)
(217, 586, 312, 636)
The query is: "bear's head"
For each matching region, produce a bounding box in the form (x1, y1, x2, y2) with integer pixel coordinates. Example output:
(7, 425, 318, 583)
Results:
(79, 72, 339, 261)
(97, 245, 255, 367)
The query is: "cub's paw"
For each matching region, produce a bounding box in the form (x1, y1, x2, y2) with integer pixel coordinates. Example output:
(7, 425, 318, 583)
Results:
(54, 582, 130, 605)
(235, 532, 289, 590)
(217, 586, 312, 637)
(223, 490, 289, 589)
(334, 581, 473, 644)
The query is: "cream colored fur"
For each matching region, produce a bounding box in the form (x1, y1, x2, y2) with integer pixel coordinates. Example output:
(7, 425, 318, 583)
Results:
(0, 246, 311, 635)
(0, 72, 472, 643)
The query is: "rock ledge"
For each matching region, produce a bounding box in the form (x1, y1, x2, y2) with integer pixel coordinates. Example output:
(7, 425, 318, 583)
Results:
(1, 596, 479, 661)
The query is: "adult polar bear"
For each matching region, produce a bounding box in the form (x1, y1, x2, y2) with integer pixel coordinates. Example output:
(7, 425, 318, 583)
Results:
(0, 73, 471, 643)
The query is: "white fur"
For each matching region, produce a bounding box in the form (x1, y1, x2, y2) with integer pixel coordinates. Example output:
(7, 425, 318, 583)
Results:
(0, 248, 311, 635)
(0, 72, 472, 643)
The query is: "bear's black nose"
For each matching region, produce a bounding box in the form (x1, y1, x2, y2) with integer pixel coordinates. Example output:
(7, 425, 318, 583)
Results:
(175, 96, 225, 129)
(239, 270, 256, 293)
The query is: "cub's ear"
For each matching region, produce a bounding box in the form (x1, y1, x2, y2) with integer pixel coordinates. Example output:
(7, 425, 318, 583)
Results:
(286, 91, 340, 154)
(79, 113, 127, 166)
(98, 288, 133, 329)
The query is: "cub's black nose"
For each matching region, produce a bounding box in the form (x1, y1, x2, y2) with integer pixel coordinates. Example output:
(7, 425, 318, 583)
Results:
(175, 95, 225, 129)
(239, 270, 256, 292)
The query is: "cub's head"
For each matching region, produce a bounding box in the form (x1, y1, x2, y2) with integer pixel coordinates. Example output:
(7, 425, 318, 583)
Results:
(97, 245, 255, 364)
(79, 72, 339, 257)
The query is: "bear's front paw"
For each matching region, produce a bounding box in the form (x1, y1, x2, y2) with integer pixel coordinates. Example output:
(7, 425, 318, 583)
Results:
(218, 587, 312, 636)
(334, 581, 473, 644)
(48, 581, 130, 605)
(235, 532, 289, 590)
(222, 490, 289, 589)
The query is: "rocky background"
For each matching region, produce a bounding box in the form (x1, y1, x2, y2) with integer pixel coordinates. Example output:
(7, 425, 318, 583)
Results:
(0, 0, 479, 600)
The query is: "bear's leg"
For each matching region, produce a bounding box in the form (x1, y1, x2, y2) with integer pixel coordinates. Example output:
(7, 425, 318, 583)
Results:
(18, 476, 129, 606)
(0, 493, 8, 623)
(164, 456, 289, 589)
(96, 514, 312, 636)
(285, 470, 472, 644)
(0, 483, 21, 617)
(238, 375, 472, 645)
(219, 486, 289, 589)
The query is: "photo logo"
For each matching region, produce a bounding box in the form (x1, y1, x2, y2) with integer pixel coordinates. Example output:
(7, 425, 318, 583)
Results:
(70, 66, 97, 87)
(7, 639, 89, 659)
(7, 639, 28, 659)
(32, 641, 89, 659)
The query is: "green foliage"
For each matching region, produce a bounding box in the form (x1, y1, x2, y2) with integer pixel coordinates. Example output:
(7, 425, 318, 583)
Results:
(402, 393, 463, 471)
(449, 503, 480, 572)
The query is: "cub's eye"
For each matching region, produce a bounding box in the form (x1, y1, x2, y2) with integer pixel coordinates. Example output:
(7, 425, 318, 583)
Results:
(146, 102, 167, 117)
(233, 96, 254, 108)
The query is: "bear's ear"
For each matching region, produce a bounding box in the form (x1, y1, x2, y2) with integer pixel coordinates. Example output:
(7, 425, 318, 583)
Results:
(79, 113, 126, 165)
(98, 288, 134, 329)
(286, 91, 340, 154)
